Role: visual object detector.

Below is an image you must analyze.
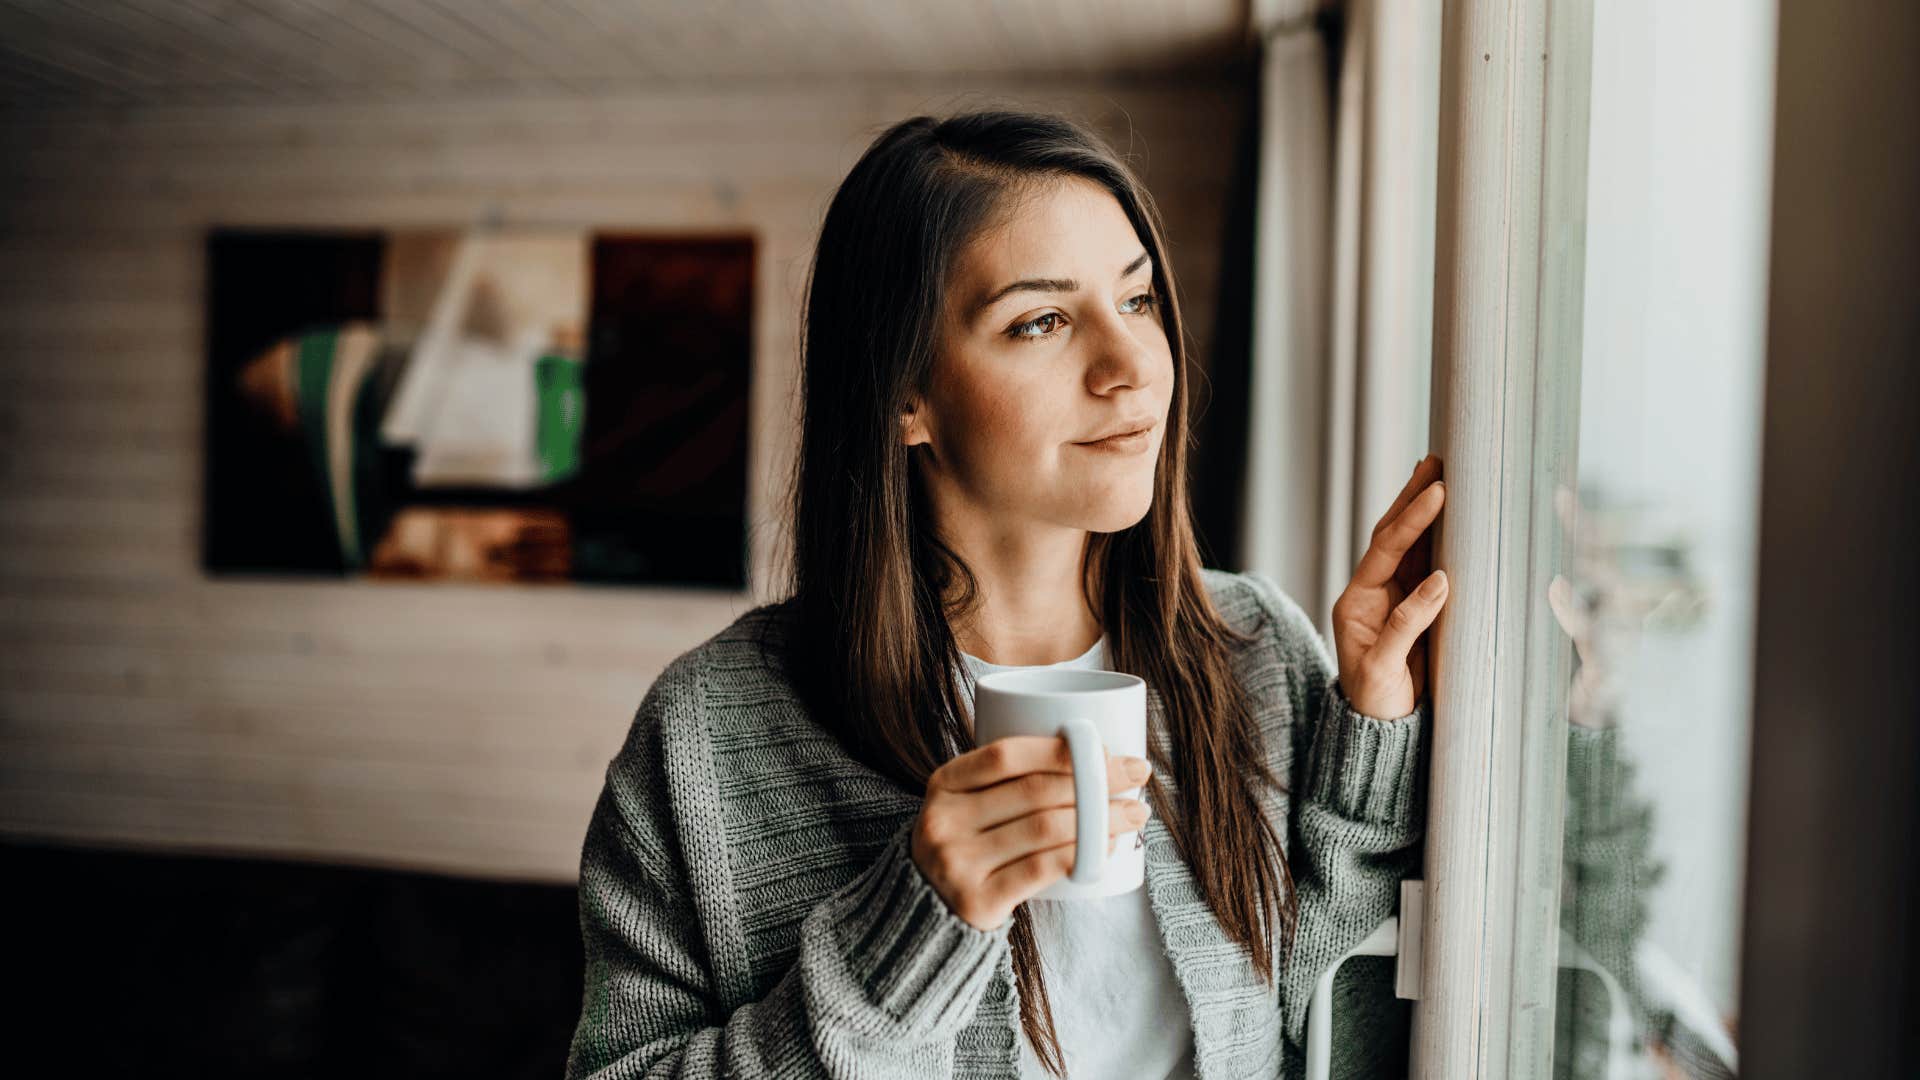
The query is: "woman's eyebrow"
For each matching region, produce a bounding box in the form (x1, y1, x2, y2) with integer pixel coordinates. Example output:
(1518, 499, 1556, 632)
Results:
(969, 249, 1152, 323)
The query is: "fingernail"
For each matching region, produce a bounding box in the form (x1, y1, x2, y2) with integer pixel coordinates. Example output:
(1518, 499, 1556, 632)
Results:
(1127, 757, 1151, 781)
(1419, 570, 1448, 599)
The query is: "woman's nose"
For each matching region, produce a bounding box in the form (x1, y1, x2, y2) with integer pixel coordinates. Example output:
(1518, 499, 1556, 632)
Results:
(1084, 311, 1156, 392)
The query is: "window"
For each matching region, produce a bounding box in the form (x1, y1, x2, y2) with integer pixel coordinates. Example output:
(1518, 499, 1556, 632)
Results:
(1410, 1, 1772, 1076)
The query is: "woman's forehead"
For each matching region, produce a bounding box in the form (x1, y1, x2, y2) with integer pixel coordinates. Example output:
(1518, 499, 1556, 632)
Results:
(950, 180, 1147, 317)
(968, 179, 1133, 270)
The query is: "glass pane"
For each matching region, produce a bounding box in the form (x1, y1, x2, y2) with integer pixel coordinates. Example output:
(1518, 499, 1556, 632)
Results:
(1546, 1, 1774, 1076)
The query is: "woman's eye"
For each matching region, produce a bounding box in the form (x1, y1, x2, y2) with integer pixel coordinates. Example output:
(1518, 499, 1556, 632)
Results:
(1005, 293, 1157, 342)
(1007, 313, 1064, 340)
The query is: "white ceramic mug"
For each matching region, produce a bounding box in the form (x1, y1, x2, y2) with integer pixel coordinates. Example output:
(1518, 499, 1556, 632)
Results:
(972, 668, 1148, 899)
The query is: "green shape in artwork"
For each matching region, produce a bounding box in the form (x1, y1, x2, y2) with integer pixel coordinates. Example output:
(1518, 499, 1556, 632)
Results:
(534, 353, 586, 485)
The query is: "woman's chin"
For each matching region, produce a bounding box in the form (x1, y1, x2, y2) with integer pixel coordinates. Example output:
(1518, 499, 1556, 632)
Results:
(1074, 483, 1157, 534)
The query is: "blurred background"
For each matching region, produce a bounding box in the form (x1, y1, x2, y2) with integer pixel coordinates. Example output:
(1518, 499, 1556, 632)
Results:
(0, 2, 1913, 1079)
(0, 3, 1257, 1076)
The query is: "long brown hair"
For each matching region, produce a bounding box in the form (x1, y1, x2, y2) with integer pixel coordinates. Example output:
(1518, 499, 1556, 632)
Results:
(779, 109, 1294, 1076)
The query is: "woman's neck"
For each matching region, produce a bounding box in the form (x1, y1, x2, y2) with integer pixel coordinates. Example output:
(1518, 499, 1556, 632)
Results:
(956, 609, 1102, 667)
(930, 503, 1102, 666)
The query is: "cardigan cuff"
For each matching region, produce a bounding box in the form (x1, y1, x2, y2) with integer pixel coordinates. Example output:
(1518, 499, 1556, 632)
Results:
(1564, 723, 1626, 834)
(1302, 676, 1428, 826)
(826, 818, 1010, 1039)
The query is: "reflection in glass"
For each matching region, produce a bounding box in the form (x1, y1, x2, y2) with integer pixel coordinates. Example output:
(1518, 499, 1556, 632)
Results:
(1542, 1, 1774, 1076)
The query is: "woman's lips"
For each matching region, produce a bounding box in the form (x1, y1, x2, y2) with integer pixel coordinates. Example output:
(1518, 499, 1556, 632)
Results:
(1074, 426, 1154, 452)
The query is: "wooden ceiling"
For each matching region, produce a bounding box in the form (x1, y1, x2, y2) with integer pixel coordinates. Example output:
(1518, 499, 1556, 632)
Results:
(0, 0, 1253, 108)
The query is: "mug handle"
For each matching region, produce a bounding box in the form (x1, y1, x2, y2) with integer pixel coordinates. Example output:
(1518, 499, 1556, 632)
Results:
(1058, 716, 1107, 884)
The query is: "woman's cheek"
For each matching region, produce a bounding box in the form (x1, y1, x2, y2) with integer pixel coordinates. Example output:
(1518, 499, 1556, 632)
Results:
(972, 375, 1049, 444)
(941, 385, 1029, 485)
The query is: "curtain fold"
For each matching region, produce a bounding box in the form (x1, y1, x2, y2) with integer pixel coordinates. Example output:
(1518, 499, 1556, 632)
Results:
(1239, 0, 1439, 640)
(1240, 10, 1335, 620)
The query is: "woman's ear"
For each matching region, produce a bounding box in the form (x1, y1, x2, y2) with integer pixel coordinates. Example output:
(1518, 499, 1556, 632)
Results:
(900, 398, 931, 449)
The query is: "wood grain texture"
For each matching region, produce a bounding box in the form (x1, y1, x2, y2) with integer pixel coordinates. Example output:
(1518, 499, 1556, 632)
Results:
(1416, 1, 1545, 1076)
(0, 1, 1248, 107)
(1415, 0, 1592, 1075)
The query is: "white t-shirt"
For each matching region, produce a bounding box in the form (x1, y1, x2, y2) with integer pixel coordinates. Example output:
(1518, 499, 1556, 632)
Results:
(957, 634, 1200, 1080)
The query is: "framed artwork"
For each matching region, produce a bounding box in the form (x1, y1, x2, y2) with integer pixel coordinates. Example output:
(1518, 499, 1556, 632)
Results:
(202, 227, 752, 588)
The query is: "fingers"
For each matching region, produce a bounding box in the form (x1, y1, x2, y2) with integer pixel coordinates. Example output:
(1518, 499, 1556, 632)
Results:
(1372, 455, 1444, 543)
(979, 845, 1077, 914)
(918, 740, 1153, 929)
(1554, 482, 1579, 538)
(977, 799, 1150, 901)
(933, 734, 1068, 792)
(1353, 479, 1446, 589)
(1547, 574, 1584, 641)
(934, 735, 1148, 795)
(1394, 502, 1438, 598)
(962, 756, 1150, 831)
(1547, 574, 1599, 672)
(1369, 569, 1449, 667)
(977, 799, 1148, 863)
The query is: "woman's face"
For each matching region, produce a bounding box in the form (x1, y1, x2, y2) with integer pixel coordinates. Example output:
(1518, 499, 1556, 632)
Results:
(904, 177, 1175, 538)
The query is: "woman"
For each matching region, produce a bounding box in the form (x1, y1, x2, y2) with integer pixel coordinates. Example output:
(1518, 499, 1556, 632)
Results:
(566, 109, 1449, 1080)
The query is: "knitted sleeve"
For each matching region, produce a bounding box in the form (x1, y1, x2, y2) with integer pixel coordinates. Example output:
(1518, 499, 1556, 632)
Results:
(1238, 571, 1429, 1060)
(565, 654, 1010, 1079)
(1555, 723, 1663, 1080)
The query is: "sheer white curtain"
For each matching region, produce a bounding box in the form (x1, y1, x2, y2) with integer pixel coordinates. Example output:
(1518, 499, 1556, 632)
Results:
(1240, 0, 1439, 638)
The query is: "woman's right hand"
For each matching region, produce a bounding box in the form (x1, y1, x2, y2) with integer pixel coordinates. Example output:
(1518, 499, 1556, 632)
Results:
(911, 736, 1153, 931)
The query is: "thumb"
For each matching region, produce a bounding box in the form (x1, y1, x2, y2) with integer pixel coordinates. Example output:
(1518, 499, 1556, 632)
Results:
(1371, 569, 1448, 668)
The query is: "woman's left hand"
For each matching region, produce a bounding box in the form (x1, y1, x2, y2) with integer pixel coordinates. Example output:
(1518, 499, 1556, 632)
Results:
(1331, 454, 1449, 720)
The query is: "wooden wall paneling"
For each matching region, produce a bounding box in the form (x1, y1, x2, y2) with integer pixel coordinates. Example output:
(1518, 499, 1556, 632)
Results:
(0, 78, 1245, 881)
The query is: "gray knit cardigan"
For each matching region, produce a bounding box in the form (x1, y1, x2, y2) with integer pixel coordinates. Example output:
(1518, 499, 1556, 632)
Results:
(566, 569, 1428, 1079)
